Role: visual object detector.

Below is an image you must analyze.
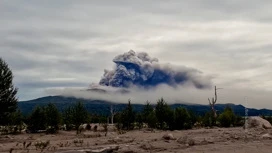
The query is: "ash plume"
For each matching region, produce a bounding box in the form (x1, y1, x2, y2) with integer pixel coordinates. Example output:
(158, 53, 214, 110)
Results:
(99, 50, 211, 89)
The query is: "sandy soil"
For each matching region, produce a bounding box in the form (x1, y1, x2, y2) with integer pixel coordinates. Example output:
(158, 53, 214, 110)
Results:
(1, 127, 272, 153)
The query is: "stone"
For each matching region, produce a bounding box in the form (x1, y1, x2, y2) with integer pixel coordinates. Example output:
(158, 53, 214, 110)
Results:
(246, 116, 272, 129)
(261, 133, 272, 139)
(177, 136, 188, 144)
(200, 138, 214, 145)
(162, 133, 176, 140)
(140, 144, 151, 150)
(187, 139, 195, 146)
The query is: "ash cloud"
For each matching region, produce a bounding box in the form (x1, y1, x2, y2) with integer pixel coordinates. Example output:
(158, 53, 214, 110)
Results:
(99, 50, 212, 89)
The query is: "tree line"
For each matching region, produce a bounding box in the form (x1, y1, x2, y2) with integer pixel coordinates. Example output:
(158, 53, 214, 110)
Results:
(114, 98, 244, 131)
(1, 98, 244, 134)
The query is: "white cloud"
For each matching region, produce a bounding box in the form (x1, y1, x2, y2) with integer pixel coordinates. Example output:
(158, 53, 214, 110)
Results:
(1, 0, 272, 108)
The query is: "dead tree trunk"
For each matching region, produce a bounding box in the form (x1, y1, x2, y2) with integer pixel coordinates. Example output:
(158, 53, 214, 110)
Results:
(110, 105, 116, 124)
(208, 86, 218, 118)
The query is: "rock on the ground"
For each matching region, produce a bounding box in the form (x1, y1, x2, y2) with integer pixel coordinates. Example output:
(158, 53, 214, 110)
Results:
(177, 136, 195, 146)
(140, 143, 151, 150)
(162, 133, 176, 140)
(261, 133, 272, 139)
(200, 138, 214, 145)
(246, 116, 272, 129)
(177, 136, 188, 144)
(187, 139, 195, 146)
(177, 136, 214, 146)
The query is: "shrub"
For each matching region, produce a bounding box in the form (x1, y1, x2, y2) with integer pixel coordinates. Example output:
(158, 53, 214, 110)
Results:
(146, 111, 157, 128)
(44, 103, 61, 133)
(63, 102, 90, 134)
(46, 127, 57, 134)
(93, 125, 98, 132)
(202, 111, 216, 127)
(142, 101, 153, 123)
(27, 107, 47, 132)
(218, 107, 236, 127)
(120, 99, 135, 130)
(86, 124, 91, 130)
(155, 98, 173, 129)
(135, 113, 143, 129)
(174, 107, 192, 130)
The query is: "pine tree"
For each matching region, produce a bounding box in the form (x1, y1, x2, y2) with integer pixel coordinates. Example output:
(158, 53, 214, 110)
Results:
(44, 103, 61, 133)
(146, 111, 157, 128)
(27, 106, 47, 132)
(72, 102, 89, 132)
(0, 58, 18, 125)
(155, 98, 172, 129)
(175, 107, 191, 130)
(121, 99, 135, 130)
(63, 102, 90, 133)
(218, 106, 236, 127)
(142, 101, 153, 123)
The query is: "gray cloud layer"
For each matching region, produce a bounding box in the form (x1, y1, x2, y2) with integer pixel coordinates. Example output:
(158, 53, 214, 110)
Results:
(1, 0, 272, 108)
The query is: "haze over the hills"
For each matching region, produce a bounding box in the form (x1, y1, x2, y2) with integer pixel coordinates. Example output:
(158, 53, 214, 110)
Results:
(1, 0, 272, 109)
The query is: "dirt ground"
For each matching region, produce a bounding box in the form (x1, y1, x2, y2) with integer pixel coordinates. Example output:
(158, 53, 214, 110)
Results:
(1, 127, 272, 153)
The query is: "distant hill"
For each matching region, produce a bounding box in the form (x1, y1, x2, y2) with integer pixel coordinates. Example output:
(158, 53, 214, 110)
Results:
(18, 96, 142, 116)
(18, 96, 272, 116)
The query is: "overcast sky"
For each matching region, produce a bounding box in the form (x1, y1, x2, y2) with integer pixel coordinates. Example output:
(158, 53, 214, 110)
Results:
(1, 0, 272, 108)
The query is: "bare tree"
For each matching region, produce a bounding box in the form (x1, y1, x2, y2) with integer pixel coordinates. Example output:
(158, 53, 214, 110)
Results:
(110, 105, 116, 124)
(208, 86, 222, 118)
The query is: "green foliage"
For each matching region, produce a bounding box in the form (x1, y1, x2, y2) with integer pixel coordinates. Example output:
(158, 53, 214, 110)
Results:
(44, 103, 61, 133)
(174, 107, 192, 130)
(142, 101, 153, 122)
(62, 102, 90, 133)
(0, 58, 18, 125)
(202, 111, 216, 127)
(27, 103, 62, 133)
(146, 110, 157, 128)
(155, 98, 173, 129)
(114, 114, 121, 130)
(90, 115, 107, 123)
(9, 110, 24, 133)
(98, 116, 107, 123)
(73, 102, 90, 128)
(218, 107, 236, 127)
(141, 101, 158, 128)
(121, 99, 136, 130)
(62, 106, 74, 130)
(166, 109, 175, 130)
(27, 106, 47, 132)
(135, 113, 143, 129)
(188, 110, 198, 125)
